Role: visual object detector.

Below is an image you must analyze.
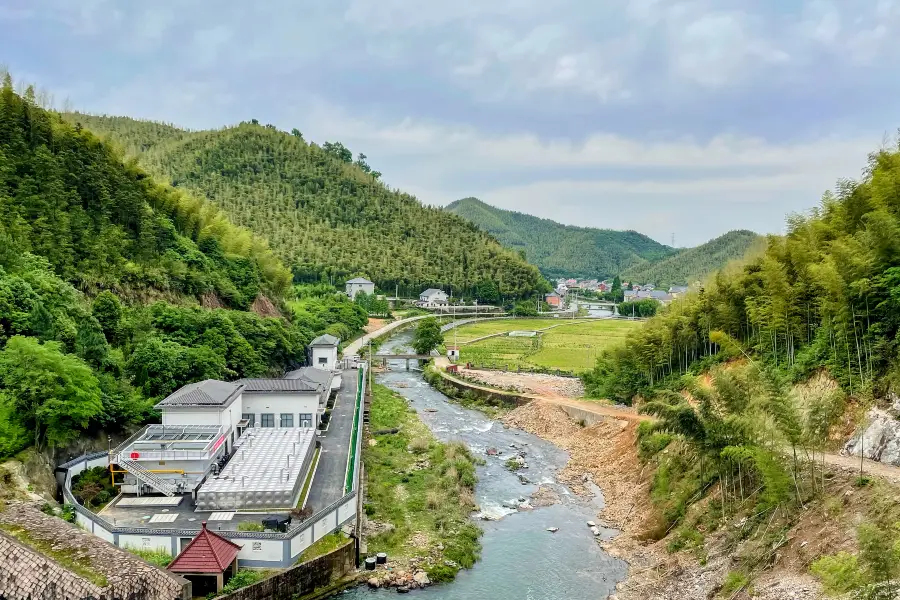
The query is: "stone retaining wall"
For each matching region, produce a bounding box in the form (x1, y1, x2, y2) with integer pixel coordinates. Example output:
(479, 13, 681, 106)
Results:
(220, 540, 356, 600)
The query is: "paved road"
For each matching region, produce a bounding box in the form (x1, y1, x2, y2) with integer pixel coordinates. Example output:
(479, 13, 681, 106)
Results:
(343, 312, 507, 357)
(304, 369, 358, 511)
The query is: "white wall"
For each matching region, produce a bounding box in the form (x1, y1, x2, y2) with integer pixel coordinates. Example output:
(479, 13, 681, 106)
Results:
(118, 534, 172, 554)
(311, 347, 337, 370)
(346, 282, 375, 299)
(237, 538, 283, 562)
(290, 526, 313, 557)
(161, 409, 225, 427)
(241, 392, 320, 426)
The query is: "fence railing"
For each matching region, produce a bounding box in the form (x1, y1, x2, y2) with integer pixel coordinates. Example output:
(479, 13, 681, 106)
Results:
(344, 364, 365, 494)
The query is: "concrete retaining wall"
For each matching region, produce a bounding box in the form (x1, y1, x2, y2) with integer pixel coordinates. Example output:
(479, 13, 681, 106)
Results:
(220, 541, 356, 600)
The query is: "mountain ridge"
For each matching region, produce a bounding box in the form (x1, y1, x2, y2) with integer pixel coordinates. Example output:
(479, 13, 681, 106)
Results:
(63, 114, 548, 300)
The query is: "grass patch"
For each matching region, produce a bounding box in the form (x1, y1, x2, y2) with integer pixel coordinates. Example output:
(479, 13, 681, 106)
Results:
(237, 521, 265, 532)
(458, 319, 640, 373)
(363, 383, 481, 582)
(297, 447, 321, 508)
(720, 570, 751, 597)
(297, 532, 349, 563)
(125, 545, 172, 568)
(0, 523, 108, 587)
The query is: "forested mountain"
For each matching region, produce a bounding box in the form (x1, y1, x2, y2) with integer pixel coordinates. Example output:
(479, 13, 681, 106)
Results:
(620, 230, 763, 287)
(584, 143, 900, 404)
(62, 115, 547, 300)
(0, 78, 365, 459)
(445, 197, 676, 280)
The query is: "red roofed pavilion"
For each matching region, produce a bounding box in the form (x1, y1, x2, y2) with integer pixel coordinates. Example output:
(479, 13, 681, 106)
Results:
(167, 522, 242, 595)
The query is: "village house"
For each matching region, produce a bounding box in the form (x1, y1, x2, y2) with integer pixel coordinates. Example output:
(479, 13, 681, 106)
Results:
(545, 291, 562, 308)
(417, 288, 449, 307)
(308, 333, 339, 370)
(669, 285, 689, 296)
(345, 276, 375, 300)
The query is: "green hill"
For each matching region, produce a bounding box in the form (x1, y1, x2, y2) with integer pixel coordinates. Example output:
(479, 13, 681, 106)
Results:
(0, 78, 366, 459)
(62, 115, 547, 300)
(445, 197, 677, 280)
(620, 230, 763, 287)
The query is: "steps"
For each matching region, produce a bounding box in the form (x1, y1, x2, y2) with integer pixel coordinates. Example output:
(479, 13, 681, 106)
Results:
(118, 459, 178, 496)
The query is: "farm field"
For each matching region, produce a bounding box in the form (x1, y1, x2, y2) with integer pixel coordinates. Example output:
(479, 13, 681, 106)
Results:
(447, 317, 582, 344)
(456, 319, 640, 373)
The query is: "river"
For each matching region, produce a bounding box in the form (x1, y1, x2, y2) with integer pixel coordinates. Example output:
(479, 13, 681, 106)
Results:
(338, 331, 627, 599)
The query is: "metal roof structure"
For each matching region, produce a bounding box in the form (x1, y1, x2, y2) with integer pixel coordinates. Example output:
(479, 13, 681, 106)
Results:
(195, 428, 316, 510)
(155, 380, 243, 409)
(236, 378, 319, 393)
(309, 334, 339, 347)
(167, 522, 241, 574)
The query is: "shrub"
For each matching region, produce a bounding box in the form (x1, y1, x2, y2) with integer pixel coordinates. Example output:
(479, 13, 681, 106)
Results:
(720, 570, 750, 597)
(811, 552, 866, 594)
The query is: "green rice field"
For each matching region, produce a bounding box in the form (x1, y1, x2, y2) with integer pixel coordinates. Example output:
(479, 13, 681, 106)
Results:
(454, 319, 640, 373)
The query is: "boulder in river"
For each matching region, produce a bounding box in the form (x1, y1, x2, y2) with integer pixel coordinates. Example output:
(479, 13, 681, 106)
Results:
(486, 447, 499, 456)
(413, 571, 431, 586)
(547, 527, 559, 533)
(587, 520, 596, 527)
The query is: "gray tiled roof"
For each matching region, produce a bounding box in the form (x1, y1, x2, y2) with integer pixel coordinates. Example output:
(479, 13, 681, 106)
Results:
(420, 288, 444, 296)
(155, 380, 243, 409)
(309, 334, 340, 347)
(346, 277, 373, 284)
(284, 367, 333, 388)
(237, 378, 319, 392)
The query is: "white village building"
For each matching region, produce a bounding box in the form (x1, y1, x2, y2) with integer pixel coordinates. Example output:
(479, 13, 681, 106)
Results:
(417, 288, 449, 307)
(345, 277, 375, 300)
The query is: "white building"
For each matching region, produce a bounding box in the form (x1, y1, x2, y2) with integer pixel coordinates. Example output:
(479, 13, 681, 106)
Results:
(308, 334, 339, 370)
(345, 277, 375, 300)
(417, 288, 449, 307)
(238, 378, 323, 429)
(446, 346, 460, 361)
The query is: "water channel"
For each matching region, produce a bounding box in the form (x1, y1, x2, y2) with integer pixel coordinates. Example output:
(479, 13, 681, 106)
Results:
(339, 330, 627, 599)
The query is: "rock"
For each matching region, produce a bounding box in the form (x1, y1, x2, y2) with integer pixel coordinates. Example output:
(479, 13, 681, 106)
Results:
(587, 520, 596, 527)
(843, 409, 900, 465)
(517, 474, 530, 484)
(367, 578, 380, 588)
(502, 500, 519, 509)
(413, 571, 431, 586)
(424, 408, 437, 412)
(368, 438, 378, 447)
(397, 586, 410, 593)
(518, 497, 526, 502)
(547, 527, 559, 533)
(486, 447, 499, 456)
(590, 526, 601, 536)
(518, 501, 533, 510)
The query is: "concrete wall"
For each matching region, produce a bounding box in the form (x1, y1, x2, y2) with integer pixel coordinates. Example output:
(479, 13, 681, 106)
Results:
(242, 392, 320, 427)
(311, 347, 338, 370)
(220, 541, 356, 600)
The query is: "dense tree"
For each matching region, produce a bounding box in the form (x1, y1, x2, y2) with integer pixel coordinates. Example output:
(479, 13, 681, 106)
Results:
(585, 142, 900, 403)
(622, 230, 764, 287)
(91, 290, 122, 343)
(412, 318, 444, 355)
(0, 336, 103, 449)
(63, 116, 547, 300)
(616, 299, 658, 318)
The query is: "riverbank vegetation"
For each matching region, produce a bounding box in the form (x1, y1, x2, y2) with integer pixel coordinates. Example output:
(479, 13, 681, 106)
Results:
(422, 365, 516, 418)
(64, 115, 548, 300)
(363, 383, 481, 583)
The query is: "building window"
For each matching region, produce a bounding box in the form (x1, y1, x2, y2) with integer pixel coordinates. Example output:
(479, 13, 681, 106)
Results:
(300, 413, 313, 428)
(318, 356, 327, 365)
(242, 413, 254, 427)
(280, 413, 293, 428)
(260, 413, 275, 428)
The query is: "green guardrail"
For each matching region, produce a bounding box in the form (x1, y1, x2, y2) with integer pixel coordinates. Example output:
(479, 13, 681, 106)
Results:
(344, 366, 364, 494)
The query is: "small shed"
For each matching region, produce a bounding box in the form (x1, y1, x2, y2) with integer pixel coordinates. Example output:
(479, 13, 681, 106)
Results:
(446, 346, 460, 361)
(167, 522, 241, 596)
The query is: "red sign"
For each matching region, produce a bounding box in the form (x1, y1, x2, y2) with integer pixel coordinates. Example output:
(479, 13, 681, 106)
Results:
(212, 435, 225, 452)
(130, 452, 140, 459)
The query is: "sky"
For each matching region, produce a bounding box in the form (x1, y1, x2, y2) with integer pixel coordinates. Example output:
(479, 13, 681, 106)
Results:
(2, 0, 900, 246)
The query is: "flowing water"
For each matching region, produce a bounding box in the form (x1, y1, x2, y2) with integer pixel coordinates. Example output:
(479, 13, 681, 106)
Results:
(339, 331, 627, 599)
